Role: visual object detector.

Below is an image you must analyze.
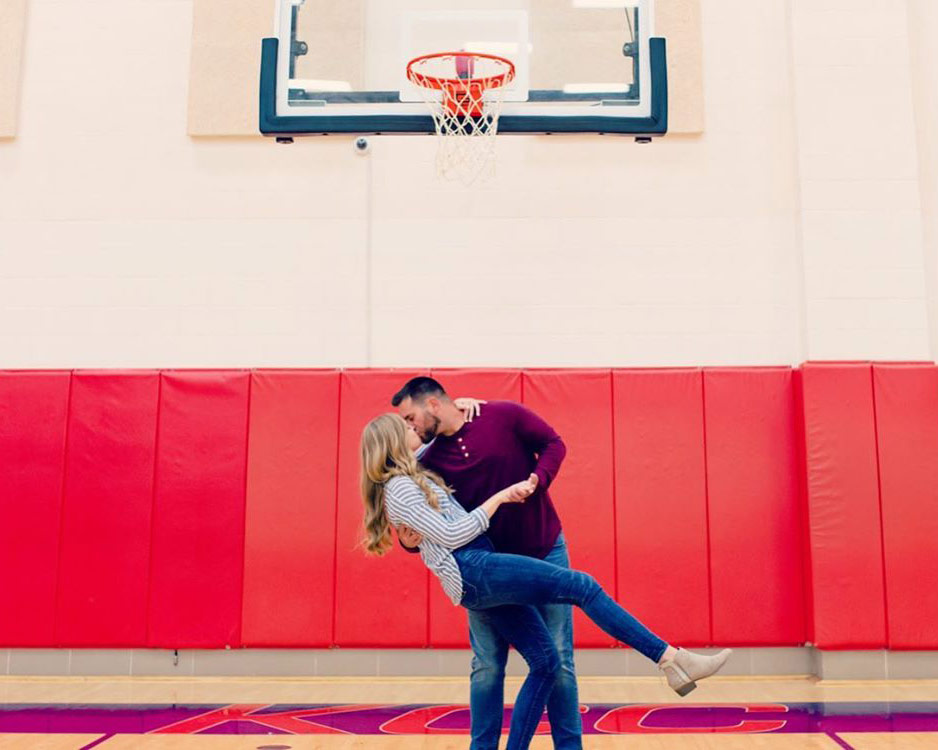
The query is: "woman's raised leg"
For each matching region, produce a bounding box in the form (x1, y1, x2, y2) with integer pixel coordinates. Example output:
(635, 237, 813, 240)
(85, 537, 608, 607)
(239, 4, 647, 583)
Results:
(455, 548, 731, 694)
(458, 549, 667, 660)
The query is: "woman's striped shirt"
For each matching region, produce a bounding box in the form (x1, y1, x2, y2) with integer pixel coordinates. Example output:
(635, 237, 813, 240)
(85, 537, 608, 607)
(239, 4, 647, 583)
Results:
(383, 475, 490, 605)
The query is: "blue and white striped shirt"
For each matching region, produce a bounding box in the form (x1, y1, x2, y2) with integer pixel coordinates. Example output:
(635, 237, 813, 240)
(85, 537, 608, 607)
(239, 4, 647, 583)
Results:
(383, 475, 490, 605)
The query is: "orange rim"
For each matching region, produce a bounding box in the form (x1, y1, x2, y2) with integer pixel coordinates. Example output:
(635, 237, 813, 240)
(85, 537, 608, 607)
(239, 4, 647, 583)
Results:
(406, 51, 516, 92)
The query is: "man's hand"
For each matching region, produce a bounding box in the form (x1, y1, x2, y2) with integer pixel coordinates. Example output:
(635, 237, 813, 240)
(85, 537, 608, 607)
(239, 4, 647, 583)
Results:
(454, 397, 486, 422)
(397, 525, 423, 549)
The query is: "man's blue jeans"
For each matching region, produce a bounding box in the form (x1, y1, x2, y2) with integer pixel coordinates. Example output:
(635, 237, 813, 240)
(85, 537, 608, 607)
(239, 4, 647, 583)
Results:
(456, 535, 667, 750)
(464, 533, 581, 750)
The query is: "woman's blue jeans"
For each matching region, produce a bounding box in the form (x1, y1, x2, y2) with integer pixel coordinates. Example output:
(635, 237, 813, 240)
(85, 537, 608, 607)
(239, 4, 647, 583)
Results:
(454, 536, 668, 750)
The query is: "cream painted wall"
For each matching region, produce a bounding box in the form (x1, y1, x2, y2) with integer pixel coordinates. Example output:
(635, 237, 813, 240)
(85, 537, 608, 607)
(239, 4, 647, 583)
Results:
(0, 0, 934, 368)
(789, 0, 931, 361)
(907, 0, 938, 361)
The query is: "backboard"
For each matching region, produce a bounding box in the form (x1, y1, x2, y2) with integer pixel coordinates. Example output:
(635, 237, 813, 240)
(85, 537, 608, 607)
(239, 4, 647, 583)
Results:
(259, 0, 667, 139)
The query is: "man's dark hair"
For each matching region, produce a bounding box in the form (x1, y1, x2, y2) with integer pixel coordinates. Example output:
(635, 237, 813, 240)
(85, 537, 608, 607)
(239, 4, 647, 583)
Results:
(391, 376, 448, 407)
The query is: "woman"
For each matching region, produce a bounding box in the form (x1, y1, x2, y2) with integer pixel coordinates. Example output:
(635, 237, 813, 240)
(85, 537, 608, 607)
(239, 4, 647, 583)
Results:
(361, 413, 731, 750)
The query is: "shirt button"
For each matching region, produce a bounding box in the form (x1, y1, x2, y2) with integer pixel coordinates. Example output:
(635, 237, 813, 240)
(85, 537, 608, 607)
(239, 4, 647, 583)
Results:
(457, 437, 463, 442)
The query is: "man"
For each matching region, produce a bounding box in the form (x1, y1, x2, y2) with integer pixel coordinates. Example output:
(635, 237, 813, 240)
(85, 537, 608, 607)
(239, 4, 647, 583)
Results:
(391, 376, 582, 750)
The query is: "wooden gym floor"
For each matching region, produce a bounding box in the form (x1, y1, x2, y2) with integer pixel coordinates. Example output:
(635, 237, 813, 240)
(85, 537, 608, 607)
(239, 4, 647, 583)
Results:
(1, 675, 937, 749)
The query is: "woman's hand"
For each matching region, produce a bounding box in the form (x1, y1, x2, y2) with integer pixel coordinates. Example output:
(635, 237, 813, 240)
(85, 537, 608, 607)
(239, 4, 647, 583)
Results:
(498, 474, 539, 504)
(454, 397, 486, 422)
(480, 474, 538, 518)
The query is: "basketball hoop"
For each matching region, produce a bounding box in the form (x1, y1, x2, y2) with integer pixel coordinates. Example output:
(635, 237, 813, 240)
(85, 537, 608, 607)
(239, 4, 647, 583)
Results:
(406, 52, 515, 184)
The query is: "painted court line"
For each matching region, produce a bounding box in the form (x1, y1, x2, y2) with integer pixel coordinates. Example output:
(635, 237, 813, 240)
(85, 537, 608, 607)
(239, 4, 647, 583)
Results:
(1, 702, 937, 737)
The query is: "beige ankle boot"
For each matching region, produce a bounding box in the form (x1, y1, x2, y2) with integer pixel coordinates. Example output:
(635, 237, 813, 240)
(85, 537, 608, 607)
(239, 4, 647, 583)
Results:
(658, 648, 732, 696)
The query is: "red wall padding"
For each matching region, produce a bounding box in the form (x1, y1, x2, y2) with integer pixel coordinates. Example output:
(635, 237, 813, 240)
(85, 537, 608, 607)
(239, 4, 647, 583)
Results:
(703, 368, 806, 646)
(55, 372, 159, 646)
(524, 370, 618, 648)
(147, 372, 250, 648)
(872, 364, 938, 649)
(334, 370, 430, 647)
(792, 369, 816, 646)
(613, 370, 711, 647)
(2, 364, 935, 651)
(242, 370, 340, 647)
(0, 371, 71, 646)
(428, 369, 522, 648)
(800, 363, 886, 649)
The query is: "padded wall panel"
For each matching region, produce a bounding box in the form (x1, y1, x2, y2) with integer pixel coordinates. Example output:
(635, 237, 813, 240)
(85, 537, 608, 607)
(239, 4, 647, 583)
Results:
(704, 368, 806, 646)
(873, 364, 938, 649)
(0, 371, 70, 646)
(427, 370, 522, 648)
(0, 0, 27, 137)
(334, 370, 430, 647)
(656, 0, 705, 134)
(55, 372, 159, 646)
(792, 369, 815, 646)
(801, 363, 886, 649)
(242, 370, 340, 647)
(613, 370, 710, 646)
(188, 0, 273, 135)
(147, 372, 250, 648)
(524, 370, 617, 647)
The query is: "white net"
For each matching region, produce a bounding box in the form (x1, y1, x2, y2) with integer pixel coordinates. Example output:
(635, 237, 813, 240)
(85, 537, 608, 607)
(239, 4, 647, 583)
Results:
(407, 53, 515, 185)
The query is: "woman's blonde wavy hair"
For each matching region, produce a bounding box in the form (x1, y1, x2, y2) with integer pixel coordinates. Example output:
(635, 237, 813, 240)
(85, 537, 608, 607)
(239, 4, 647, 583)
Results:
(360, 413, 452, 556)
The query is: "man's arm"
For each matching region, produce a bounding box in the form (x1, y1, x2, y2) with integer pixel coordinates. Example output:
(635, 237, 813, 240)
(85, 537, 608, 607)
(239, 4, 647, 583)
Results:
(510, 402, 566, 490)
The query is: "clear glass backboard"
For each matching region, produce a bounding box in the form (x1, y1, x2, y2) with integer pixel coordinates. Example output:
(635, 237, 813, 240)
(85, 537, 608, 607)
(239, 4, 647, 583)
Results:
(260, 0, 667, 138)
